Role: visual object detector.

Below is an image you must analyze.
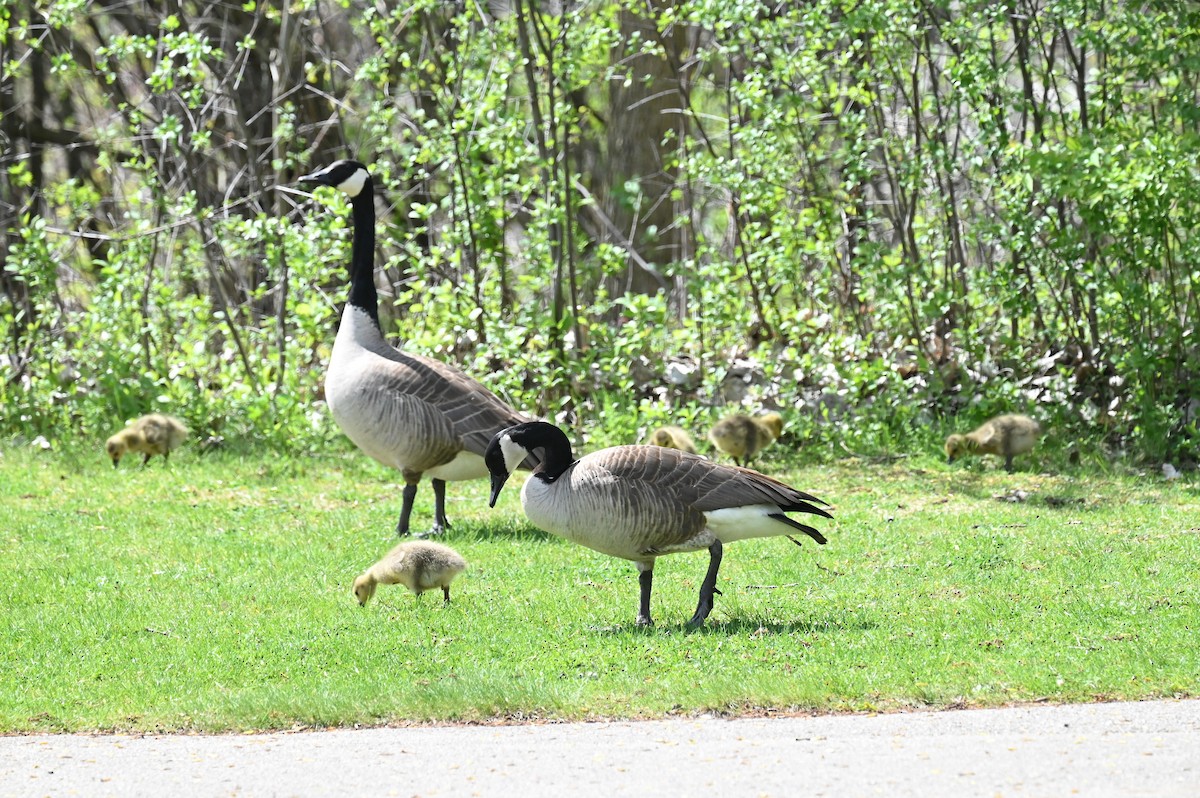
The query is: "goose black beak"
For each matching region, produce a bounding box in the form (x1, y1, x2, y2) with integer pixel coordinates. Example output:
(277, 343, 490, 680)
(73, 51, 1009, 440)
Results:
(488, 473, 510, 508)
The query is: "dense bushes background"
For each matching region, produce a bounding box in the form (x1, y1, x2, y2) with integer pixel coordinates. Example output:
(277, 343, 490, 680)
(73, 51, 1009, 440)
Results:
(2, 0, 1198, 462)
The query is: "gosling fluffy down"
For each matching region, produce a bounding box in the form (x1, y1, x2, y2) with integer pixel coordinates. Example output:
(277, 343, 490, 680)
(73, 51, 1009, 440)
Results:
(707, 411, 784, 467)
(353, 540, 467, 606)
(945, 413, 1041, 472)
(105, 414, 189, 468)
(645, 425, 698, 454)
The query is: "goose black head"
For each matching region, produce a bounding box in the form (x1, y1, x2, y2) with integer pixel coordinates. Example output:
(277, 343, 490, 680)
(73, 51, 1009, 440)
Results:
(299, 160, 372, 198)
(484, 426, 530, 508)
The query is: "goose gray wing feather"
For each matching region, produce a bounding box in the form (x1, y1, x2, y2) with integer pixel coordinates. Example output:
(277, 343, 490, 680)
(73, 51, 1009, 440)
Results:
(575, 446, 829, 551)
(592, 446, 828, 515)
(364, 346, 536, 460)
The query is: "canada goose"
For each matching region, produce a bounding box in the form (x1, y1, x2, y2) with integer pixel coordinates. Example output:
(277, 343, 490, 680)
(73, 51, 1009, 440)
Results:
(707, 411, 784, 466)
(300, 159, 537, 537)
(645, 425, 698, 454)
(945, 413, 1041, 472)
(353, 540, 467, 606)
(105, 414, 188, 468)
(485, 421, 832, 627)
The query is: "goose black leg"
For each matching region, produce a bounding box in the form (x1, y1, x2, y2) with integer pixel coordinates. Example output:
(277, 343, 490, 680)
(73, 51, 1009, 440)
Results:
(420, 478, 450, 538)
(636, 566, 654, 626)
(396, 482, 419, 537)
(687, 541, 724, 627)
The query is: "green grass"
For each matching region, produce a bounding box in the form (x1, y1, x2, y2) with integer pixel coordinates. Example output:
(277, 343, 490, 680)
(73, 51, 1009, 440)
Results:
(2, 441, 1198, 732)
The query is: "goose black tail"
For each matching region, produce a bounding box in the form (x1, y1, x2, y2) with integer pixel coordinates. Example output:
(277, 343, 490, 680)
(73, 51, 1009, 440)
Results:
(770, 512, 828, 545)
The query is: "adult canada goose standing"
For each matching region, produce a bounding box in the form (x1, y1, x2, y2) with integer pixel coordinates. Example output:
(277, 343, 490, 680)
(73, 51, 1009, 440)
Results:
(485, 421, 832, 627)
(300, 159, 537, 537)
(945, 413, 1042, 473)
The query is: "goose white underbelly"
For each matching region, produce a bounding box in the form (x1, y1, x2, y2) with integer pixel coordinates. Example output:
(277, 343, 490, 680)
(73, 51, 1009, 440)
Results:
(427, 451, 488, 481)
(702, 506, 800, 542)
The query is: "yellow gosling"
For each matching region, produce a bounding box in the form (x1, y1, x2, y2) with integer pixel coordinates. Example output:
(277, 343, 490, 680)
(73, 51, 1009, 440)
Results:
(105, 414, 189, 468)
(353, 540, 467, 606)
(945, 413, 1041, 473)
(645, 425, 698, 455)
(707, 411, 784, 467)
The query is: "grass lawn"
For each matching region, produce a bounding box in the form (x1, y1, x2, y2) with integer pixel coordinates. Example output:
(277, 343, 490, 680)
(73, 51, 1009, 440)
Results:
(2, 440, 1197, 732)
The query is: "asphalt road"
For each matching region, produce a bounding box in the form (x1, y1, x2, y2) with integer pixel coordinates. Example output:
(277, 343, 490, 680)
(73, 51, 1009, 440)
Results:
(3, 699, 1198, 797)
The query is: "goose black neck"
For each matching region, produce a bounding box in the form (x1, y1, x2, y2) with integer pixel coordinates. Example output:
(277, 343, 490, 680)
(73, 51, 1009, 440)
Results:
(529, 422, 578, 482)
(347, 185, 380, 329)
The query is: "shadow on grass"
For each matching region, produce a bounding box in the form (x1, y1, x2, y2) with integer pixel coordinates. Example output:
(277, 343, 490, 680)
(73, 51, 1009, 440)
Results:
(938, 468, 1102, 510)
(589, 613, 877, 638)
(408, 517, 557, 544)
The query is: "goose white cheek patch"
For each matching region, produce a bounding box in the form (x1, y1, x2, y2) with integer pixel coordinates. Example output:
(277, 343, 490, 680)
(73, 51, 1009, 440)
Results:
(339, 169, 368, 198)
(499, 435, 528, 475)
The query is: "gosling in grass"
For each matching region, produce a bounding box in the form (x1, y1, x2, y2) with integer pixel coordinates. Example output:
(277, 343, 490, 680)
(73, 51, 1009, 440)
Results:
(645, 425, 698, 455)
(945, 413, 1042, 473)
(105, 413, 189, 468)
(353, 540, 467, 606)
(707, 411, 784, 467)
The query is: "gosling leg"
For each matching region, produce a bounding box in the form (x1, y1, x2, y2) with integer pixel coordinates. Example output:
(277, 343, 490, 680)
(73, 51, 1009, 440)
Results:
(442, 585, 451, 605)
(687, 541, 724, 628)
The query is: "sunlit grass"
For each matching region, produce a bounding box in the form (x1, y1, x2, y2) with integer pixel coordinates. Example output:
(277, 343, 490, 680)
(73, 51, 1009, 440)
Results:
(2, 441, 1197, 732)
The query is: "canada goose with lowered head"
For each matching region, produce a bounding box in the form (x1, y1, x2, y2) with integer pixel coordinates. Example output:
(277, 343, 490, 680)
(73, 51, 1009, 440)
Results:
(945, 413, 1041, 473)
(708, 411, 784, 467)
(485, 421, 832, 627)
(300, 160, 537, 537)
(105, 413, 188, 467)
(645, 425, 698, 454)
(353, 539, 467, 606)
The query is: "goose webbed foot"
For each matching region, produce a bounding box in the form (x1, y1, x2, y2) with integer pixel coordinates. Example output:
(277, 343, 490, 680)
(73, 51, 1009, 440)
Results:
(687, 541, 724, 628)
(687, 586, 723, 627)
(417, 522, 447, 539)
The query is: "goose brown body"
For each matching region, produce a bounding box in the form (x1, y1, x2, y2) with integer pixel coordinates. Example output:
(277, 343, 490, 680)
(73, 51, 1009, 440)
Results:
(521, 445, 825, 562)
(326, 308, 532, 484)
(105, 414, 188, 467)
(945, 413, 1041, 472)
(486, 422, 831, 627)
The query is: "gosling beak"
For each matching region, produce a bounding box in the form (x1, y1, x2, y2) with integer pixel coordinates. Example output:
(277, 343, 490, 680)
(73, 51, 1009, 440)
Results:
(946, 455, 955, 465)
(111, 458, 120, 469)
(488, 473, 510, 508)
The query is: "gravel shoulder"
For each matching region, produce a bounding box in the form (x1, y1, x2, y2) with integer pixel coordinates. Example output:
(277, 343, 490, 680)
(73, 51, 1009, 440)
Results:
(3, 699, 1198, 797)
